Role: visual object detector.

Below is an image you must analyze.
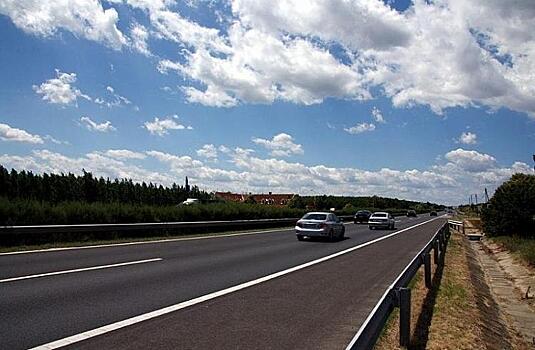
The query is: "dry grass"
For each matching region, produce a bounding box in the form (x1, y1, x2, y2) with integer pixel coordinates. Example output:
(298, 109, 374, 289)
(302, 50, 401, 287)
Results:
(375, 231, 484, 350)
(490, 236, 535, 267)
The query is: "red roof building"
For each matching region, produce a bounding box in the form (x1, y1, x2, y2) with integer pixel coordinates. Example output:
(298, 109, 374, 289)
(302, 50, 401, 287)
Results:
(215, 192, 295, 206)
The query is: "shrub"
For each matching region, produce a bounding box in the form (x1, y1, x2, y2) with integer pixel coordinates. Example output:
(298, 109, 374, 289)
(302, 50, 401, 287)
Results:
(481, 173, 535, 237)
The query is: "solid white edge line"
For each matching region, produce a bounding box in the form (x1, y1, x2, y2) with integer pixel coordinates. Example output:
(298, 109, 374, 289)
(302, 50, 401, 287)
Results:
(0, 227, 298, 256)
(344, 215, 447, 350)
(29, 217, 440, 350)
(0, 258, 163, 283)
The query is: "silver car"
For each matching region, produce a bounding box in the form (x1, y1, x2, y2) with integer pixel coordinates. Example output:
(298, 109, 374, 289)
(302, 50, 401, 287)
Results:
(295, 212, 345, 241)
(368, 212, 395, 230)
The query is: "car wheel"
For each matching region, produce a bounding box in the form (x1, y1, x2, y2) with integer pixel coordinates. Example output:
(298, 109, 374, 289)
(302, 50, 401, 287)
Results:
(297, 235, 304, 241)
(369, 226, 374, 230)
(329, 229, 335, 242)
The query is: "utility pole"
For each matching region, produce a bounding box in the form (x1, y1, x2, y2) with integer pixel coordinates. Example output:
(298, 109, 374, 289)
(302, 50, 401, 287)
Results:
(485, 188, 489, 203)
(475, 194, 478, 205)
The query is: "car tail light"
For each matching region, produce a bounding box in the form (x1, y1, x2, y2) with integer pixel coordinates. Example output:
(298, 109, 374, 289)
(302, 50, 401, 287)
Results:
(296, 222, 303, 227)
(319, 223, 327, 229)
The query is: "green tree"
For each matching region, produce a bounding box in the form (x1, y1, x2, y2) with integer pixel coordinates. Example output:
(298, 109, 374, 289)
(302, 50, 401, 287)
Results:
(482, 173, 535, 237)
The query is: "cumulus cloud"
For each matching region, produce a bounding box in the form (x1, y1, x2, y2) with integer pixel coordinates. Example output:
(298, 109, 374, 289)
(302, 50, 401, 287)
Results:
(80, 116, 116, 132)
(33, 69, 91, 105)
(444, 148, 496, 172)
(344, 122, 376, 134)
(0, 146, 532, 205)
(0, 149, 172, 184)
(196, 144, 218, 160)
(371, 107, 385, 123)
(0, 123, 43, 144)
(104, 149, 146, 160)
(143, 115, 193, 136)
(120, 0, 535, 118)
(95, 86, 132, 108)
(0, 0, 127, 49)
(252, 133, 304, 157)
(130, 23, 151, 56)
(458, 131, 478, 145)
(232, 0, 411, 51)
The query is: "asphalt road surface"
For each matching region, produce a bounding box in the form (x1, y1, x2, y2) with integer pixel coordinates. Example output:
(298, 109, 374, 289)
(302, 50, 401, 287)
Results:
(0, 214, 446, 349)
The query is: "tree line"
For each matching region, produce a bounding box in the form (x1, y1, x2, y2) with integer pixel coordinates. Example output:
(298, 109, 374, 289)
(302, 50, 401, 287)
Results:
(0, 165, 209, 206)
(290, 194, 442, 212)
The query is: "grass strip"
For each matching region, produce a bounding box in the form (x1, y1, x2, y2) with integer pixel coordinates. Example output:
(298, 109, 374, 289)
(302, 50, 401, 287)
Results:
(490, 235, 535, 266)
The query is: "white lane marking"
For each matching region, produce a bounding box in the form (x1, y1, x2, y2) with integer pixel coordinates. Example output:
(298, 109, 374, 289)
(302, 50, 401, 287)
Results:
(344, 214, 447, 350)
(0, 258, 162, 283)
(29, 217, 441, 350)
(0, 227, 296, 256)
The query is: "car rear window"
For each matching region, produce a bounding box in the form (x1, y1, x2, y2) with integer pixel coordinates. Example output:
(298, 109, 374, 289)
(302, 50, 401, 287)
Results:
(372, 213, 387, 217)
(302, 213, 327, 220)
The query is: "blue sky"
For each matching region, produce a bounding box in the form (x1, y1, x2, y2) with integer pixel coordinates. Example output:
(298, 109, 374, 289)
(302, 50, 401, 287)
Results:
(0, 0, 534, 205)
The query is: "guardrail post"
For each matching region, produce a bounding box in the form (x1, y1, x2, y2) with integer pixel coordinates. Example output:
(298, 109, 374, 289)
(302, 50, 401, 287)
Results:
(438, 233, 444, 254)
(433, 239, 440, 265)
(398, 287, 411, 347)
(424, 253, 432, 289)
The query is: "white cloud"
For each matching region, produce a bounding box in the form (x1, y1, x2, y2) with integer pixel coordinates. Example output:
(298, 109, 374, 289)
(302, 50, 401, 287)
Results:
(135, 0, 535, 117)
(365, 1, 535, 117)
(33, 69, 91, 105)
(80, 116, 116, 133)
(196, 144, 218, 160)
(232, 0, 411, 51)
(0, 123, 43, 144)
(146, 150, 204, 172)
(182, 85, 238, 108)
(444, 148, 496, 172)
(104, 149, 146, 160)
(0, 0, 127, 49)
(155, 21, 370, 107)
(0, 149, 172, 184)
(43, 135, 69, 145)
(344, 122, 376, 134)
(458, 131, 478, 145)
(371, 107, 385, 123)
(0, 146, 532, 205)
(143, 115, 193, 136)
(130, 23, 151, 56)
(95, 85, 132, 108)
(252, 133, 304, 157)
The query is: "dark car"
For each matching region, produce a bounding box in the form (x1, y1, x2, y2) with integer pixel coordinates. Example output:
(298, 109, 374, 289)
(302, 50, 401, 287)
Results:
(354, 210, 372, 224)
(406, 210, 417, 217)
(430, 211, 438, 216)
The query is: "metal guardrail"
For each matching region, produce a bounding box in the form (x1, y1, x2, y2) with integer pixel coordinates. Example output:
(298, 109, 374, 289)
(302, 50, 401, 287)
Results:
(346, 221, 450, 350)
(0, 218, 299, 235)
(0, 215, 357, 236)
(448, 219, 464, 234)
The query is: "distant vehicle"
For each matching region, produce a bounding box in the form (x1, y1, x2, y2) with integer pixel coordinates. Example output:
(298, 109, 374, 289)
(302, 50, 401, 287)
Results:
(406, 210, 417, 217)
(295, 212, 345, 241)
(179, 198, 199, 206)
(354, 210, 372, 224)
(430, 211, 438, 216)
(368, 212, 395, 230)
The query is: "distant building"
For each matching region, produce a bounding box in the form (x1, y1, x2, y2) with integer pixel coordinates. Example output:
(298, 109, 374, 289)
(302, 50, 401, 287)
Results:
(215, 191, 295, 206)
(214, 192, 246, 202)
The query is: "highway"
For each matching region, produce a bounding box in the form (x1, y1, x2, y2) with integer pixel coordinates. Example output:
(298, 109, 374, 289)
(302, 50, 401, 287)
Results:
(0, 214, 446, 349)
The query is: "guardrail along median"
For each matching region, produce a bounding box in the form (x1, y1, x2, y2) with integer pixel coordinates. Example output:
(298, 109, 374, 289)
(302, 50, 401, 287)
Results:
(0, 215, 357, 247)
(347, 220, 451, 350)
